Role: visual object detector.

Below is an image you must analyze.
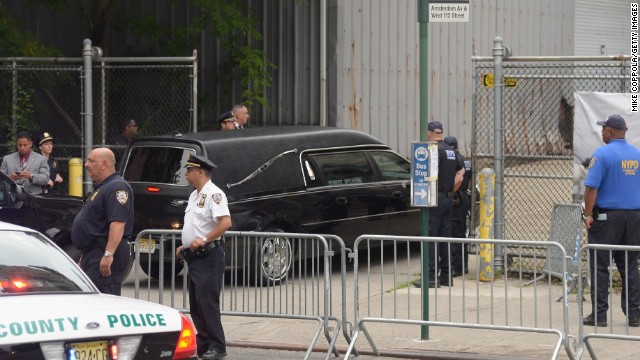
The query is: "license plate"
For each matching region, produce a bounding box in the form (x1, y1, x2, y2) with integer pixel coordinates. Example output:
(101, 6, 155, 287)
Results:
(68, 340, 109, 360)
(138, 237, 156, 254)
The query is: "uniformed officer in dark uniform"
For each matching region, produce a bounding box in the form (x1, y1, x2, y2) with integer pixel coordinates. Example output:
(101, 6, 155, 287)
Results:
(444, 136, 472, 276)
(38, 132, 64, 193)
(71, 147, 133, 296)
(217, 111, 236, 131)
(583, 114, 640, 328)
(176, 154, 232, 360)
(425, 121, 465, 288)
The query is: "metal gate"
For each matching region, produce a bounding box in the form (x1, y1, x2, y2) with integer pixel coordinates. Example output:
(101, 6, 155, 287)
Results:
(471, 53, 631, 270)
(0, 45, 196, 194)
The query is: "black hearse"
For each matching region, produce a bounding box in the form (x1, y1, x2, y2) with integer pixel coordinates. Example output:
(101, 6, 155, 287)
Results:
(121, 126, 418, 282)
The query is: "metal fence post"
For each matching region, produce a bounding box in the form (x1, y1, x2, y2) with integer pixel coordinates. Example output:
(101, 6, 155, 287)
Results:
(11, 61, 17, 137)
(192, 49, 198, 132)
(82, 39, 94, 194)
(492, 36, 505, 272)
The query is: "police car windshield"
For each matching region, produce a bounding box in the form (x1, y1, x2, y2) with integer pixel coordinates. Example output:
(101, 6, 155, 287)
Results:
(0, 231, 95, 295)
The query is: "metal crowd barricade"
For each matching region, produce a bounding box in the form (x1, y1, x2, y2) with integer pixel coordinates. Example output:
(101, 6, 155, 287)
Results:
(525, 203, 584, 302)
(576, 244, 640, 360)
(133, 230, 188, 309)
(322, 234, 359, 356)
(344, 235, 574, 360)
(132, 230, 341, 360)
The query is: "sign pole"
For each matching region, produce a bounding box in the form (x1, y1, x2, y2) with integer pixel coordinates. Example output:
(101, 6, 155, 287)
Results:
(418, 0, 430, 340)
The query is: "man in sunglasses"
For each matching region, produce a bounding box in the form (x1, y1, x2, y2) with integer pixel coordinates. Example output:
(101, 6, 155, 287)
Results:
(418, 121, 465, 288)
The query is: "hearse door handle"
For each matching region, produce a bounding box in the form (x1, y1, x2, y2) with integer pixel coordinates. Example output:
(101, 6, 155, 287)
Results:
(391, 191, 403, 199)
(335, 196, 348, 205)
(171, 199, 188, 207)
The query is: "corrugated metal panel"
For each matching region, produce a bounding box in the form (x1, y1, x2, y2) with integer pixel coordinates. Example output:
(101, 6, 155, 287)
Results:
(334, 0, 574, 158)
(575, 0, 633, 56)
(333, 0, 420, 157)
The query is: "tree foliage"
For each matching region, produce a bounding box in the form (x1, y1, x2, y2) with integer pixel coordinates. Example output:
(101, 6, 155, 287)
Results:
(1, 0, 275, 107)
(125, 0, 275, 107)
(0, 2, 62, 57)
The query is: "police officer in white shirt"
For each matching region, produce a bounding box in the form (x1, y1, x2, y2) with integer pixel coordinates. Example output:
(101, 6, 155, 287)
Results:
(176, 154, 232, 359)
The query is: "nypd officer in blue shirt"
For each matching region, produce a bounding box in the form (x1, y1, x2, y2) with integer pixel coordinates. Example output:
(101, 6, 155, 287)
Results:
(71, 148, 133, 296)
(583, 114, 640, 328)
(176, 154, 232, 360)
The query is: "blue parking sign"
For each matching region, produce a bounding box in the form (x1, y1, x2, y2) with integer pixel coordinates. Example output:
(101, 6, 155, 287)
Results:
(411, 142, 436, 207)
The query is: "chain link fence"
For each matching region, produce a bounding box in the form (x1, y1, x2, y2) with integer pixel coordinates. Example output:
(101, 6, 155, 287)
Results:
(0, 56, 196, 193)
(472, 56, 631, 272)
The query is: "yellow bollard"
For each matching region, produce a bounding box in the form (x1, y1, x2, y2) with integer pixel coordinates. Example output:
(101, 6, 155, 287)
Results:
(68, 157, 84, 197)
(478, 168, 495, 282)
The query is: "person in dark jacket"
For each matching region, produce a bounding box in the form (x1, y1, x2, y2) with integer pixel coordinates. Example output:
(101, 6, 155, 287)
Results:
(444, 136, 472, 276)
(38, 132, 64, 193)
(110, 118, 138, 170)
(421, 121, 465, 288)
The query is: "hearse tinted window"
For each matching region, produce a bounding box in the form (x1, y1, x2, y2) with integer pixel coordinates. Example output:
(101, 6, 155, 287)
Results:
(123, 146, 195, 185)
(311, 152, 375, 185)
(370, 151, 411, 181)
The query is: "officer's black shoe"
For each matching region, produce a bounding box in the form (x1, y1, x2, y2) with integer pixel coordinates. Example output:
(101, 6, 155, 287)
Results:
(629, 316, 640, 327)
(202, 347, 227, 360)
(411, 278, 441, 288)
(451, 270, 464, 278)
(583, 313, 607, 327)
(439, 276, 453, 287)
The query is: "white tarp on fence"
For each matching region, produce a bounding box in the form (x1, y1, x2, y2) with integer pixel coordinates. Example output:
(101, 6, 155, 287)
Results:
(574, 92, 640, 164)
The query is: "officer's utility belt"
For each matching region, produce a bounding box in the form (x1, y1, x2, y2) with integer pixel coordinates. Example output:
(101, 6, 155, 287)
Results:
(79, 236, 131, 255)
(438, 191, 455, 198)
(182, 239, 223, 262)
(597, 208, 640, 213)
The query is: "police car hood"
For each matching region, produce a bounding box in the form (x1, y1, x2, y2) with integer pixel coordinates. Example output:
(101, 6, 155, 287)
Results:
(0, 293, 182, 345)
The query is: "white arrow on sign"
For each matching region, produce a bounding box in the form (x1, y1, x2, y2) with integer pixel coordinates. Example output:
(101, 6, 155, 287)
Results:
(414, 188, 427, 199)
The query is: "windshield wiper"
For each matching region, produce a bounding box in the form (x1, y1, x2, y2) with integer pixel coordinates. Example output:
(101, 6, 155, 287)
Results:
(226, 149, 298, 189)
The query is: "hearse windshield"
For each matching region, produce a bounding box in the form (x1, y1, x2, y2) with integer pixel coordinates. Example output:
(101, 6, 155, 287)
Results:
(123, 146, 195, 185)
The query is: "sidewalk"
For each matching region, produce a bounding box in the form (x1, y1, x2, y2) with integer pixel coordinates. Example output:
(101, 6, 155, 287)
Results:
(124, 258, 640, 359)
(219, 273, 640, 360)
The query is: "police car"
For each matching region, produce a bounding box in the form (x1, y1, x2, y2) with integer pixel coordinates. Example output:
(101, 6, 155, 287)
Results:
(0, 221, 197, 359)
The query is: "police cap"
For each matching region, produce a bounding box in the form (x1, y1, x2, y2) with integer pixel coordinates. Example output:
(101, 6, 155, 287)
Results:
(443, 136, 458, 149)
(596, 114, 627, 131)
(217, 111, 235, 125)
(184, 154, 217, 170)
(38, 132, 54, 145)
(428, 121, 443, 132)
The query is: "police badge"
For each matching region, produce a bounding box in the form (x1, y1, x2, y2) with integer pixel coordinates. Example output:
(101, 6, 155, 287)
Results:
(197, 193, 207, 208)
(115, 190, 129, 205)
(212, 193, 222, 204)
(588, 156, 596, 169)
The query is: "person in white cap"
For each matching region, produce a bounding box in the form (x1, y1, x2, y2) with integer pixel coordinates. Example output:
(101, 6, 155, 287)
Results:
(38, 131, 64, 193)
(176, 154, 231, 359)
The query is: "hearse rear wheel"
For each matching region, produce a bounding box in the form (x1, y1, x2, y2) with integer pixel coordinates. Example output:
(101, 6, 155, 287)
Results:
(250, 227, 293, 286)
